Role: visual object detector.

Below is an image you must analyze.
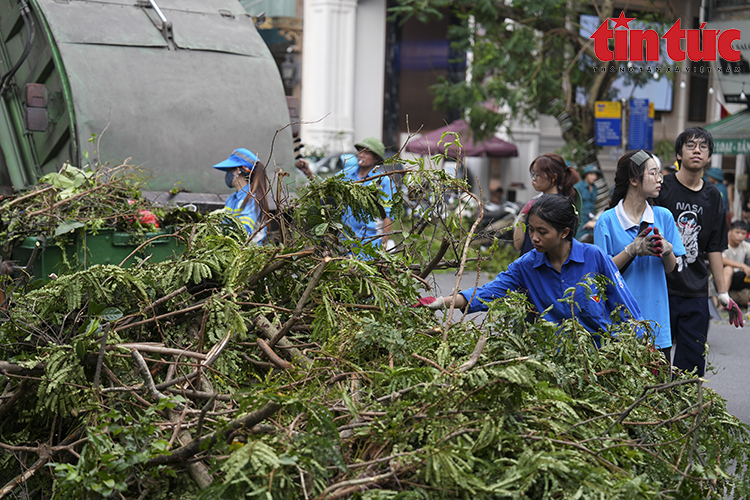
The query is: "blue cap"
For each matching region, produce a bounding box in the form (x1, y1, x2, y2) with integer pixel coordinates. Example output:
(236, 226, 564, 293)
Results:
(582, 164, 602, 176)
(212, 148, 258, 173)
(706, 167, 724, 182)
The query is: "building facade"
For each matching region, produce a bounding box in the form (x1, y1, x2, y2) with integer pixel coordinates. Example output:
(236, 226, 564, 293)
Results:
(245, 0, 748, 207)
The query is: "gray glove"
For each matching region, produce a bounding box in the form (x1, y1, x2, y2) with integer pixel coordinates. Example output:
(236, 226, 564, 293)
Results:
(626, 227, 654, 257)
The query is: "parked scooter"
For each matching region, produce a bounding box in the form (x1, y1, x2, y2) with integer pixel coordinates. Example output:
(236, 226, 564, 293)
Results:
(480, 200, 522, 240)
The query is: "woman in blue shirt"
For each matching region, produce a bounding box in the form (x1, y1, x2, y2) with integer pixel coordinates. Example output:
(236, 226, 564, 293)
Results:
(418, 194, 643, 346)
(212, 148, 268, 243)
(593, 150, 685, 357)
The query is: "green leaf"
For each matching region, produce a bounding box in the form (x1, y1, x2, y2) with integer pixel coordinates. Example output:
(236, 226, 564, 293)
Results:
(55, 220, 85, 236)
(100, 307, 123, 322)
(39, 172, 75, 189)
(74, 341, 86, 362)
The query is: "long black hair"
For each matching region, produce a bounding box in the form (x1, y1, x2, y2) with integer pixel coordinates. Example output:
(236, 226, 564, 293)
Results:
(527, 193, 579, 242)
(240, 160, 269, 215)
(608, 149, 655, 210)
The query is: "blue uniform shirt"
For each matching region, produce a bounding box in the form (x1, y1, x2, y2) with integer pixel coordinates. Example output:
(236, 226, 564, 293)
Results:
(224, 186, 262, 241)
(341, 161, 395, 248)
(594, 202, 686, 349)
(459, 239, 643, 343)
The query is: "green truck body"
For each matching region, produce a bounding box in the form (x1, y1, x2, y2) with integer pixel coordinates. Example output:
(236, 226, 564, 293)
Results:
(0, 0, 294, 198)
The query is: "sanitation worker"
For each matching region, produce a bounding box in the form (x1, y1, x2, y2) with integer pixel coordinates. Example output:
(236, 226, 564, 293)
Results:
(296, 137, 395, 253)
(212, 148, 268, 244)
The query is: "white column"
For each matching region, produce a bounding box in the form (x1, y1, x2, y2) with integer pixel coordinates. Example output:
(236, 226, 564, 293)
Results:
(301, 0, 358, 152)
(735, 154, 744, 221)
(352, 0, 387, 144)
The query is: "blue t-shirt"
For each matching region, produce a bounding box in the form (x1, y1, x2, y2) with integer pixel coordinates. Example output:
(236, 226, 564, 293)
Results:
(594, 202, 686, 349)
(224, 186, 262, 241)
(341, 161, 395, 248)
(459, 239, 643, 345)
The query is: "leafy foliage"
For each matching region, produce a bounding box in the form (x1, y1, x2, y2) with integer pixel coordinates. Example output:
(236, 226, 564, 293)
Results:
(0, 153, 747, 499)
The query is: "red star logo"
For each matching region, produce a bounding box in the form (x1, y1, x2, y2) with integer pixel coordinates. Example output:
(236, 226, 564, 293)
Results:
(610, 11, 634, 29)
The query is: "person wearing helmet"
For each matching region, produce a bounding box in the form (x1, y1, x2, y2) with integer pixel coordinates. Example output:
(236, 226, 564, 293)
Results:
(212, 148, 268, 243)
(294, 137, 395, 252)
(343, 137, 395, 250)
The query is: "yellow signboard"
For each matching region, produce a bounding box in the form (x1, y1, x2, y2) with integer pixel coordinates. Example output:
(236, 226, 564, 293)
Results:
(595, 101, 621, 119)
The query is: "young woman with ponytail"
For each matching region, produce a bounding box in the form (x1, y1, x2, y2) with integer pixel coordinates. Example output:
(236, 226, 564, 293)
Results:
(513, 153, 580, 255)
(593, 149, 685, 357)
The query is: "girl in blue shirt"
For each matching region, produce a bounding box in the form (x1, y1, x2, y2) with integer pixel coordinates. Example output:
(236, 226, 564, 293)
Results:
(593, 150, 685, 357)
(418, 194, 643, 346)
(212, 148, 268, 243)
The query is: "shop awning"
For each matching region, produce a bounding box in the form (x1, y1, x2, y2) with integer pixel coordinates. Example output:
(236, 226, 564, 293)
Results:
(704, 108, 750, 155)
(404, 119, 518, 158)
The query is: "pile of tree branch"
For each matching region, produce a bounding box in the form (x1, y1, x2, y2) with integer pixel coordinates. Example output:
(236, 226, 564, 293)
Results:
(0, 164, 748, 499)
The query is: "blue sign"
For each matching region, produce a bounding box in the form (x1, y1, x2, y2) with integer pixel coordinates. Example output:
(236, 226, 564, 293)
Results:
(628, 98, 651, 150)
(595, 101, 622, 147)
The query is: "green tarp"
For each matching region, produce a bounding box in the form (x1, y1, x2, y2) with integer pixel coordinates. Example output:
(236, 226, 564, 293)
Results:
(705, 108, 750, 155)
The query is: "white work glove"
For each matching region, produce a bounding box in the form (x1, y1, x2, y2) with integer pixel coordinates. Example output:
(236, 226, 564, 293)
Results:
(717, 292, 744, 328)
(413, 296, 445, 310)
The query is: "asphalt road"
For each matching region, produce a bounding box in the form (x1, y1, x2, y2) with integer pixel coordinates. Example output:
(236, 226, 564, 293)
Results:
(426, 271, 750, 425)
(705, 317, 750, 424)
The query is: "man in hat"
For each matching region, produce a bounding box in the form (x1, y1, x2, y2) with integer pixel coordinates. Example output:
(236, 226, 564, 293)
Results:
(296, 137, 395, 253)
(574, 163, 604, 242)
(212, 148, 268, 243)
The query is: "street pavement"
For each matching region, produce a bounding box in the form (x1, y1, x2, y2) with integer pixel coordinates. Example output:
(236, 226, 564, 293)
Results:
(705, 317, 750, 425)
(425, 271, 750, 425)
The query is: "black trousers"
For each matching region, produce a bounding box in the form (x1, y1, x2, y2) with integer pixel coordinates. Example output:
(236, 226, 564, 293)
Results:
(669, 295, 710, 377)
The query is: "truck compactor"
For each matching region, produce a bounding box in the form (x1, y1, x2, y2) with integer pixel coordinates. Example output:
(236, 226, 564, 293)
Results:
(0, 0, 295, 204)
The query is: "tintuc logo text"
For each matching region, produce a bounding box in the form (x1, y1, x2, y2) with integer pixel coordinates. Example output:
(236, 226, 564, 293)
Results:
(590, 12, 741, 62)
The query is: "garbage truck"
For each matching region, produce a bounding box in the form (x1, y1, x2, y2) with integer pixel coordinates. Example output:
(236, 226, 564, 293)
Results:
(0, 0, 295, 206)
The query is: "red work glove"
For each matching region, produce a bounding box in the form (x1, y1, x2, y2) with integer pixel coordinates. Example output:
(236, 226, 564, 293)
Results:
(137, 210, 160, 227)
(717, 292, 744, 328)
(650, 228, 672, 258)
(127, 199, 160, 228)
(413, 296, 445, 310)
